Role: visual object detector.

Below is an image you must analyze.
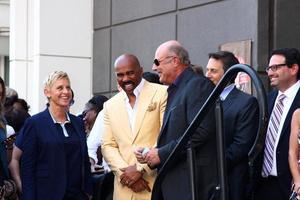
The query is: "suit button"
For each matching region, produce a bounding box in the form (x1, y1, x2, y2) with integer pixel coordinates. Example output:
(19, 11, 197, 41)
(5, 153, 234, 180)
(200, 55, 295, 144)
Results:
(277, 151, 280, 154)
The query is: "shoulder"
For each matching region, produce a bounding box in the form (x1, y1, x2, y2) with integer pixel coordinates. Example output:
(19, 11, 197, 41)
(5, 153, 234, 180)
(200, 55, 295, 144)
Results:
(24, 109, 48, 125)
(186, 74, 214, 93)
(292, 108, 300, 120)
(69, 113, 83, 123)
(234, 88, 257, 101)
(105, 92, 122, 106)
(146, 81, 167, 90)
(145, 81, 167, 96)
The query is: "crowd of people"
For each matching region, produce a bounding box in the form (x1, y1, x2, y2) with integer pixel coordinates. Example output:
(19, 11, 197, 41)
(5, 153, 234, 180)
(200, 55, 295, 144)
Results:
(0, 40, 299, 200)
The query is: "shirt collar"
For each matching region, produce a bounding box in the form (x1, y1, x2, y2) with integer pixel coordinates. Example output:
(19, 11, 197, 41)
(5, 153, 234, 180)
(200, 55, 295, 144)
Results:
(49, 109, 71, 124)
(171, 67, 190, 88)
(278, 80, 300, 101)
(220, 84, 235, 101)
(123, 78, 145, 101)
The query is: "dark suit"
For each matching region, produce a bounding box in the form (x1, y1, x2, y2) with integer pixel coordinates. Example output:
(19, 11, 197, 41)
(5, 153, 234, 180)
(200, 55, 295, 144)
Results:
(222, 87, 259, 200)
(255, 87, 300, 199)
(155, 67, 218, 200)
(20, 108, 92, 200)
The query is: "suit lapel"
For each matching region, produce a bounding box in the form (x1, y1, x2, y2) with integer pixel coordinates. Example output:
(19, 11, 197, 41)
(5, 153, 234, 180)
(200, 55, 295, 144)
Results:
(222, 87, 239, 113)
(42, 109, 64, 148)
(132, 81, 155, 141)
(279, 87, 300, 140)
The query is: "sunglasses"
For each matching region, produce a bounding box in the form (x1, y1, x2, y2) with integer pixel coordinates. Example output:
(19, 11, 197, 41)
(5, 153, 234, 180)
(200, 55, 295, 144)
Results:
(265, 63, 287, 72)
(153, 56, 175, 66)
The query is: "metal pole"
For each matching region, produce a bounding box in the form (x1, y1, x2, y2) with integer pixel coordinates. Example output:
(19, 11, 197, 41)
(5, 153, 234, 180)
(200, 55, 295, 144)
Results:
(215, 99, 228, 200)
(187, 147, 198, 200)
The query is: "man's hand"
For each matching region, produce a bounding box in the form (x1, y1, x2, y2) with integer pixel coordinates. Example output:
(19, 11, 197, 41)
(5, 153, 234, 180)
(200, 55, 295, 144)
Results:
(134, 147, 148, 164)
(144, 148, 160, 168)
(129, 178, 151, 193)
(120, 165, 142, 187)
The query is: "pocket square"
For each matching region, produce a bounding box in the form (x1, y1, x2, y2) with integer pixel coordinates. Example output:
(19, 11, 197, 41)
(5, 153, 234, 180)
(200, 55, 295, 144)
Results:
(147, 102, 157, 111)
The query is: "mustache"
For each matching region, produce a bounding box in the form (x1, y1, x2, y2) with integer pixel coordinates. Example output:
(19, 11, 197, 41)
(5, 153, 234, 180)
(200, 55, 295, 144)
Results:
(121, 81, 134, 86)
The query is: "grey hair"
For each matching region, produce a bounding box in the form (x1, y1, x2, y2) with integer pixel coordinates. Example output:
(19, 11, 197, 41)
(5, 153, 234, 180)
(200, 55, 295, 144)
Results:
(168, 44, 190, 65)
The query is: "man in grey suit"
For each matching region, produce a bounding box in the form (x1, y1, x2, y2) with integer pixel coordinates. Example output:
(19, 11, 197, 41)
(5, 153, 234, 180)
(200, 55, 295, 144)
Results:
(206, 51, 259, 200)
(135, 40, 218, 200)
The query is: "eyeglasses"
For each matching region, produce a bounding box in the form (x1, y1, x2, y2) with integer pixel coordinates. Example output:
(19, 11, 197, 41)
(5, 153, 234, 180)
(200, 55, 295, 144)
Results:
(265, 63, 287, 72)
(153, 56, 175, 66)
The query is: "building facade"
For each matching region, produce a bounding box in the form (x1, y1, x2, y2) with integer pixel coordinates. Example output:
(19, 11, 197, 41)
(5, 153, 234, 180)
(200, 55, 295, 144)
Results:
(4, 0, 300, 114)
(93, 0, 300, 96)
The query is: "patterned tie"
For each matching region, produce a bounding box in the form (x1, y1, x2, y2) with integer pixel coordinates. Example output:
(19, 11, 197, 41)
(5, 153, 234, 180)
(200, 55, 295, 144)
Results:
(262, 93, 286, 177)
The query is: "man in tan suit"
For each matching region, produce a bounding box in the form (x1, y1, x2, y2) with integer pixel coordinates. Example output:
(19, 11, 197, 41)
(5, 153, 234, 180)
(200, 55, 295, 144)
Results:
(101, 54, 167, 200)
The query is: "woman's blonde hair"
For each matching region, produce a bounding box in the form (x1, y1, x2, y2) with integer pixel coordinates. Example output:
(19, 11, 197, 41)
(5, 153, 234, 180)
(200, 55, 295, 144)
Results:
(44, 71, 70, 89)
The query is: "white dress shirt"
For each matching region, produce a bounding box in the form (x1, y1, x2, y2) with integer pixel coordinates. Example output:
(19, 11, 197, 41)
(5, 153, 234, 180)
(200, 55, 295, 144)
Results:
(270, 80, 300, 176)
(124, 79, 145, 132)
(220, 84, 235, 101)
(87, 111, 110, 172)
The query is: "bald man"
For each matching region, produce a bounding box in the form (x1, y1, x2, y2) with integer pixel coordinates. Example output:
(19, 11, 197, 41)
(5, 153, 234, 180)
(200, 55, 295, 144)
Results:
(101, 54, 167, 199)
(135, 41, 218, 200)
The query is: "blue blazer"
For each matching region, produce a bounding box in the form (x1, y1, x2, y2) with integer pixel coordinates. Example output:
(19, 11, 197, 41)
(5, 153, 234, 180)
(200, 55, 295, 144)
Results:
(20, 108, 92, 200)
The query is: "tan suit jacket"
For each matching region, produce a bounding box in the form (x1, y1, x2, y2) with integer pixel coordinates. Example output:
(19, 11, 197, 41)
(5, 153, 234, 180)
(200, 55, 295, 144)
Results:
(101, 80, 167, 200)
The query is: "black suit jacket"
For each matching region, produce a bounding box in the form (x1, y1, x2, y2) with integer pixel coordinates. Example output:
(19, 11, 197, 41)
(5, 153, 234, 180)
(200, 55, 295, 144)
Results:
(154, 67, 218, 200)
(255, 87, 300, 198)
(222, 87, 259, 200)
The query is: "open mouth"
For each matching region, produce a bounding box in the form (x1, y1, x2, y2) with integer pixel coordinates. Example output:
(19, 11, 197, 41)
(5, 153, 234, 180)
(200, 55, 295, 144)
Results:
(123, 82, 134, 91)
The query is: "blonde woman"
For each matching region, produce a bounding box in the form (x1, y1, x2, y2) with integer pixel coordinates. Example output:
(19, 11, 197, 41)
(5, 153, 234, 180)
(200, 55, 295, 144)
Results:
(20, 71, 92, 200)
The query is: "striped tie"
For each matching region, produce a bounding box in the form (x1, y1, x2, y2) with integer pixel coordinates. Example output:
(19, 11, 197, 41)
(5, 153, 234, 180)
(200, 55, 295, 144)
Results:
(262, 94, 286, 177)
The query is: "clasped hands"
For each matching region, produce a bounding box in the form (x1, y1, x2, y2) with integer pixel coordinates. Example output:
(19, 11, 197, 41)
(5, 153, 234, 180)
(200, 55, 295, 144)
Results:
(134, 147, 161, 169)
(120, 164, 151, 193)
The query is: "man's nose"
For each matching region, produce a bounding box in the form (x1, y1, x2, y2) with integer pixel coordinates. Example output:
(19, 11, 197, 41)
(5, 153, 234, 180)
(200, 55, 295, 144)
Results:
(267, 69, 274, 77)
(152, 64, 157, 71)
(205, 71, 211, 78)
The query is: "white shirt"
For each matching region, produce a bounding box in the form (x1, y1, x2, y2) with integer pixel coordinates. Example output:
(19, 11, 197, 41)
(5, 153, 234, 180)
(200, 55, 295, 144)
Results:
(270, 80, 300, 176)
(220, 84, 235, 101)
(124, 79, 144, 132)
(87, 111, 104, 162)
(49, 111, 70, 137)
(87, 111, 110, 171)
(6, 125, 15, 137)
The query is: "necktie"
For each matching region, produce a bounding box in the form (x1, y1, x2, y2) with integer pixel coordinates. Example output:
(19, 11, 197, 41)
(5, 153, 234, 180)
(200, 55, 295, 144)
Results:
(262, 94, 286, 177)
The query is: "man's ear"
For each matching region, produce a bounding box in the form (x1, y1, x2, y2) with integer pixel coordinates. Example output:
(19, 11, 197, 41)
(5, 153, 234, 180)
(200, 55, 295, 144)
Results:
(173, 56, 180, 66)
(291, 63, 299, 76)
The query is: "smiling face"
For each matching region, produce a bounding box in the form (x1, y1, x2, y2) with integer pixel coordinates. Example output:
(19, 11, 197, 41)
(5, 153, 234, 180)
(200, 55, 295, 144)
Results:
(267, 54, 298, 92)
(44, 77, 72, 109)
(205, 58, 225, 85)
(115, 55, 143, 96)
(152, 42, 180, 85)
